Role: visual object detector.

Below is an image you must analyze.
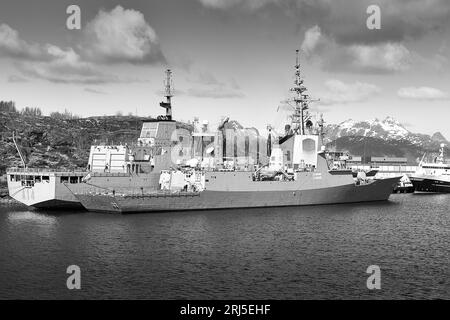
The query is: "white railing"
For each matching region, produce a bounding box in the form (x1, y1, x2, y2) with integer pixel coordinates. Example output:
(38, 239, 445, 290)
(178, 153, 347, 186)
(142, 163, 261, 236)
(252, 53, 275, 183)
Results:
(6, 167, 87, 174)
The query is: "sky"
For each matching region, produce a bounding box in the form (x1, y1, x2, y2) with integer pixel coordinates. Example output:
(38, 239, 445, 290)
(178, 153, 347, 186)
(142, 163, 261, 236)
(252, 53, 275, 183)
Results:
(0, 0, 449, 138)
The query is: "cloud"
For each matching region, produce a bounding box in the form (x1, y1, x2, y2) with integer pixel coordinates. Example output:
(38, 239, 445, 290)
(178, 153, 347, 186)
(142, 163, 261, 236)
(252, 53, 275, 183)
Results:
(197, 0, 450, 45)
(198, 0, 273, 10)
(185, 70, 244, 98)
(84, 88, 107, 95)
(347, 43, 411, 73)
(318, 79, 381, 105)
(186, 87, 245, 99)
(17, 63, 120, 84)
(0, 24, 49, 61)
(301, 26, 411, 73)
(0, 6, 164, 84)
(198, 0, 241, 9)
(7, 74, 28, 83)
(13, 45, 122, 84)
(293, 0, 450, 46)
(81, 6, 165, 64)
(0, 34, 105, 83)
(191, 71, 224, 86)
(0, 7, 165, 66)
(198, 1, 446, 74)
(397, 87, 449, 100)
(300, 25, 322, 55)
(230, 78, 241, 90)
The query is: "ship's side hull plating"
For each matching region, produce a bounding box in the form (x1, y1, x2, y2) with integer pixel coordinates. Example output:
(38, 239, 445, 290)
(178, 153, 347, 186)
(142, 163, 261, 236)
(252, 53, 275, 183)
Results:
(410, 176, 450, 193)
(73, 177, 399, 213)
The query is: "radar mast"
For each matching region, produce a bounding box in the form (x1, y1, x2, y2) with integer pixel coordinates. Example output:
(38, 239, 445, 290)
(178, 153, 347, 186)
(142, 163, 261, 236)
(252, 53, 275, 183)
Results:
(159, 69, 174, 120)
(289, 50, 317, 135)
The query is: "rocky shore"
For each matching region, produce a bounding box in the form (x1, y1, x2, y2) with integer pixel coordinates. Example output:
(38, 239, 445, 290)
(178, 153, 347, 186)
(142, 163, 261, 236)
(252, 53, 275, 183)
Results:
(0, 185, 17, 204)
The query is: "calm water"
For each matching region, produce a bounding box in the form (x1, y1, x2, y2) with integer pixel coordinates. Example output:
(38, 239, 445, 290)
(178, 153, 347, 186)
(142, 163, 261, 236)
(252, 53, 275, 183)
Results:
(0, 194, 448, 299)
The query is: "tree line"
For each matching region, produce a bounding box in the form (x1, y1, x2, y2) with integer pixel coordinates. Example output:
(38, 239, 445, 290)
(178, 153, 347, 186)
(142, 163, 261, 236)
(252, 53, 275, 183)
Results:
(0, 101, 79, 119)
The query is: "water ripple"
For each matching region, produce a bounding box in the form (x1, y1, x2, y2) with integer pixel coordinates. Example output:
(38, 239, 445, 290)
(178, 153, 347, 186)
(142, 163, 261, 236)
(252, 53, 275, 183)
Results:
(0, 194, 448, 299)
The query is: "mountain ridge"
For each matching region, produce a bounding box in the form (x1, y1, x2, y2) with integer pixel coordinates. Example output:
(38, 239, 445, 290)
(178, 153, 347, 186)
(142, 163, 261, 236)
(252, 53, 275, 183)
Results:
(325, 116, 447, 146)
(324, 116, 448, 163)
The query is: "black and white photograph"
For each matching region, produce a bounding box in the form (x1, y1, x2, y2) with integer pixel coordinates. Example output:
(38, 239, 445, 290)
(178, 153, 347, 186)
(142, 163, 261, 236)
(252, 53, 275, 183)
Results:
(0, 0, 449, 306)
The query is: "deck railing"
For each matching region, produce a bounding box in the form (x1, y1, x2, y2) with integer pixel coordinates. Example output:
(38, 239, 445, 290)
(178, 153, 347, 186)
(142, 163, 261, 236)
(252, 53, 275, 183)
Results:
(6, 167, 87, 174)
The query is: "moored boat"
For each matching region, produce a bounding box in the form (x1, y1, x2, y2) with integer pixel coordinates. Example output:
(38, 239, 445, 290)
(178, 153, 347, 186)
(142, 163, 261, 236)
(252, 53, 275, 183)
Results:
(6, 168, 86, 209)
(410, 143, 450, 193)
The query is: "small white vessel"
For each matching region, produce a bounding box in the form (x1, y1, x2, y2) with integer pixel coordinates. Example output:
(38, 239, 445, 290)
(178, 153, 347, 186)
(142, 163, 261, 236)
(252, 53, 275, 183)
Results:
(6, 168, 86, 208)
(6, 144, 151, 209)
(410, 143, 450, 193)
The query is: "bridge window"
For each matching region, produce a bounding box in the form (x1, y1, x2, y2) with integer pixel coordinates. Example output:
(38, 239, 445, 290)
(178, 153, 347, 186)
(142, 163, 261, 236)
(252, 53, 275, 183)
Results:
(10, 175, 15, 181)
(60, 176, 69, 183)
(302, 138, 316, 152)
(70, 176, 79, 184)
(140, 122, 158, 138)
(22, 180, 34, 187)
(42, 176, 50, 182)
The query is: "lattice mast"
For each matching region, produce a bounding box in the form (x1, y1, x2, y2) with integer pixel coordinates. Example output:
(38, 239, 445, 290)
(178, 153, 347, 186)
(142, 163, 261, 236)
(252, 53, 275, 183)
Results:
(290, 50, 311, 135)
(159, 69, 174, 120)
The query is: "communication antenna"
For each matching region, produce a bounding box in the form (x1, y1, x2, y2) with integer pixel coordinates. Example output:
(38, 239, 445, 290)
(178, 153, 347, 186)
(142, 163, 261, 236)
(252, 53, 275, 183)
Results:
(286, 49, 319, 135)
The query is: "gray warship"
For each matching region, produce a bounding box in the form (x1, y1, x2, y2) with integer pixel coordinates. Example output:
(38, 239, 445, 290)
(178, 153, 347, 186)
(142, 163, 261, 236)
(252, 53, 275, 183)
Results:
(66, 51, 401, 213)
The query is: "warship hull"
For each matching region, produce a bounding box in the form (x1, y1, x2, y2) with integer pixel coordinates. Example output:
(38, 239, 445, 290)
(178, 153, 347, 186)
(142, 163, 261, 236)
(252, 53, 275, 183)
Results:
(70, 177, 399, 214)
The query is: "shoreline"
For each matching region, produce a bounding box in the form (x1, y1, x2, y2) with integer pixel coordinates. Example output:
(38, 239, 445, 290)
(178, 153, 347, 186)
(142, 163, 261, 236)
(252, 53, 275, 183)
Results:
(0, 186, 19, 205)
(0, 196, 19, 205)
(0, 197, 19, 204)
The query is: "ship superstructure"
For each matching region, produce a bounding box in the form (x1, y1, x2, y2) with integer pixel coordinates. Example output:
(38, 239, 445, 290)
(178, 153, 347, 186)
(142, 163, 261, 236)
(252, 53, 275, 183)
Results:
(410, 143, 450, 193)
(67, 50, 401, 213)
(68, 69, 192, 195)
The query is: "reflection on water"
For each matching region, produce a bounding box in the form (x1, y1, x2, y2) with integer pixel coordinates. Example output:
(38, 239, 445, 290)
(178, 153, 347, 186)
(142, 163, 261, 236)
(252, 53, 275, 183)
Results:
(0, 194, 449, 299)
(7, 210, 57, 225)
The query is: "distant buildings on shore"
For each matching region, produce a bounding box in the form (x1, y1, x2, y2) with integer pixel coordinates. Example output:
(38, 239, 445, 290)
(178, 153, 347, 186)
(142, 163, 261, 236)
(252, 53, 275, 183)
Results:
(330, 152, 417, 178)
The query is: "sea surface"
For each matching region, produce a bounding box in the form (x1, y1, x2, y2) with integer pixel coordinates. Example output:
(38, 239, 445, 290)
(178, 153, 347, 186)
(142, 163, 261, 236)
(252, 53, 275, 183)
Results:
(0, 194, 448, 300)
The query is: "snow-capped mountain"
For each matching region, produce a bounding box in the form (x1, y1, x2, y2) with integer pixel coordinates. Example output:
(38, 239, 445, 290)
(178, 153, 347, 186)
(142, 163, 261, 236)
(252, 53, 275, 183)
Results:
(322, 116, 449, 162)
(326, 117, 408, 140)
(431, 132, 448, 143)
(325, 116, 448, 147)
